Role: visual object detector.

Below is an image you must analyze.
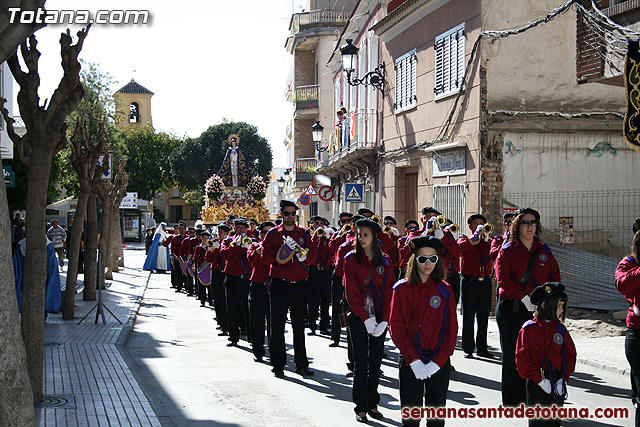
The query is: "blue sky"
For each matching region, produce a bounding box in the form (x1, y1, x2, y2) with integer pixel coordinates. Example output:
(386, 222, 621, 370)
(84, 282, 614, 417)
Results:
(16, 0, 307, 168)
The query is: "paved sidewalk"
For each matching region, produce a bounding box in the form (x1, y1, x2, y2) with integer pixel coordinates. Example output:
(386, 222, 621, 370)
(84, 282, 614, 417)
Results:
(35, 244, 160, 427)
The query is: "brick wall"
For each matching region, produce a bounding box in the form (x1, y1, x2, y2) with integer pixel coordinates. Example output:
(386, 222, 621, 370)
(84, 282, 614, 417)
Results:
(576, 0, 609, 83)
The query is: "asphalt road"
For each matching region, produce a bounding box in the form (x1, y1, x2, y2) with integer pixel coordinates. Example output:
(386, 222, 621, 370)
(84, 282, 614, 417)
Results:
(122, 268, 635, 427)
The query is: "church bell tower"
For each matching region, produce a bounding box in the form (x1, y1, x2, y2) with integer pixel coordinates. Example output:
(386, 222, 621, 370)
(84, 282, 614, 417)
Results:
(114, 79, 154, 128)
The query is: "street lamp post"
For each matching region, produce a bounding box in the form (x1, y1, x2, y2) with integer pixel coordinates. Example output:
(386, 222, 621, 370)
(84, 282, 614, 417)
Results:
(312, 121, 326, 152)
(340, 39, 385, 92)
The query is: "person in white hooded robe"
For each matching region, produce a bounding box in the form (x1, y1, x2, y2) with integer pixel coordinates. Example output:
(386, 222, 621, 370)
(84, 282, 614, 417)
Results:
(143, 223, 171, 272)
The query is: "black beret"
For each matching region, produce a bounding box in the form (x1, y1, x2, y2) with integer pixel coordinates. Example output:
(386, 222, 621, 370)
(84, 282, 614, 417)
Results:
(195, 229, 203, 235)
(187, 226, 196, 231)
(503, 212, 516, 222)
(516, 208, 540, 220)
(408, 235, 444, 253)
(201, 230, 211, 237)
(280, 199, 299, 210)
(259, 221, 276, 232)
(339, 212, 353, 219)
(405, 219, 420, 229)
(357, 208, 375, 216)
(178, 221, 187, 227)
(217, 223, 231, 232)
(352, 214, 365, 222)
(383, 216, 397, 225)
(467, 214, 487, 225)
(310, 215, 322, 222)
(421, 207, 441, 216)
(227, 215, 236, 221)
(234, 218, 249, 227)
(530, 282, 566, 306)
(173, 224, 180, 228)
(321, 217, 330, 226)
(355, 218, 381, 234)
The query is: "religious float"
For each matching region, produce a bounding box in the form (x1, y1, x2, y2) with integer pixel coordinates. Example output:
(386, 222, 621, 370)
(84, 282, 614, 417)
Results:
(201, 134, 270, 224)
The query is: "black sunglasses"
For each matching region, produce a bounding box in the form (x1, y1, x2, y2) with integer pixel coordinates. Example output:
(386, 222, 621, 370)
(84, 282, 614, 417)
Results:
(340, 219, 352, 224)
(282, 211, 296, 217)
(416, 254, 439, 264)
(520, 220, 538, 226)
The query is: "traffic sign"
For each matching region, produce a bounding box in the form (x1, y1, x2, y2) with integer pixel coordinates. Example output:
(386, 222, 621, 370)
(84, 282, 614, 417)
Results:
(318, 186, 333, 201)
(120, 192, 138, 209)
(299, 193, 311, 205)
(345, 183, 364, 202)
(304, 183, 318, 196)
(3, 166, 14, 188)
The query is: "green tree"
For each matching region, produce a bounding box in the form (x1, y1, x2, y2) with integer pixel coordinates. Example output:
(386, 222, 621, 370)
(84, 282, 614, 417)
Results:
(120, 125, 181, 201)
(183, 188, 204, 207)
(170, 120, 272, 190)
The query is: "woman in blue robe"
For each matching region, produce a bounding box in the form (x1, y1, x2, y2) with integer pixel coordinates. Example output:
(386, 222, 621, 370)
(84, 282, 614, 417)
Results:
(143, 223, 171, 272)
(14, 236, 62, 314)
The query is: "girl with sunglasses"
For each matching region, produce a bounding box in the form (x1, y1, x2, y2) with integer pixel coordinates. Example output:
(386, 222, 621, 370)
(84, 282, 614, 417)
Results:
(343, 218, 394, 422)
(389, 236, 457, 426)
(495, 208, 561, 407)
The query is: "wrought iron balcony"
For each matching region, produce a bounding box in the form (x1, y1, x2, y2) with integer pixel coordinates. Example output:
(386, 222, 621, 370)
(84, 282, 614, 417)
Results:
(293, 84, 319, 112)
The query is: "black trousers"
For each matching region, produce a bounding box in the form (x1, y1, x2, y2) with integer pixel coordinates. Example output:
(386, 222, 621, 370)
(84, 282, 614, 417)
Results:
(307, 267, 332, 331)
(348, 312, 386, 414)
(496, 295, 533, 406)
(171, 259, 184, 290)
(461, 276, 491, 354)
(269, 278, 309, 370)
(344, 297, 354, 369)
(212, 270, 227, 331)
(399, 355, 451, 427)
(249, 282, 270, 360)
(626, 327, 640, 427)
(525, 378, 562, 427)
(331, 272, 344, 343)
(197, 273, 213, 306)
(446, 271, 461, 305)
(185, 271, 195, 296)
(225, 275, 251, 344)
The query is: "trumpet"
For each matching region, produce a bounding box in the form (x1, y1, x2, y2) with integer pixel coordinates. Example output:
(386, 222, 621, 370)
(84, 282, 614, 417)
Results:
(371, 215, 382, 224)
(312, 227, 325, 240)
(230, 233, 244, 247)
(447, 223, 459, 234)
(282, 236, 309, 257)
(242, 236, 253, 247)
(206, 240, 214, 248)
(229, 230, 236, 237)
(481, 223, 494, 237)
(424, 215, 448, 235)
(339, 224, 352, 237)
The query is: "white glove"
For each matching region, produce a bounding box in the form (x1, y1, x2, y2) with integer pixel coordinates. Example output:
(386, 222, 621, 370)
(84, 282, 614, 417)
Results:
(410, 360, 429, 380)
(425, 218, 436, 231)
(364, 317, 377, 335)
(433, 228, 444, 239)
(539, 379, 552, 394)
(521, 295, 536, 312)
(372, 321, 388, 337)
(474, 224, 484, 236)
(296, 252, 307, 262)
(424, 361, 441, 378)
(325, 228, 335, 236)
(483, 233, 490, 242)
(211, 241, 220, 249)
(555, 379, 565, 395)
(285, 236, 297, 250)
(391, 227, 400, 237)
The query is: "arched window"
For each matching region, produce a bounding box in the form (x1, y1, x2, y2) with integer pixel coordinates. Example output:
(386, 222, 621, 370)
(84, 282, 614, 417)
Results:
(129, 102, 140, 123)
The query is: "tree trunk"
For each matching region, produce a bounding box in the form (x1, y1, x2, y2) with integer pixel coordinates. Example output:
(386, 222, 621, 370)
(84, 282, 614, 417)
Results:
(22, 150, 52, 403)
(62, 186, 90, 318)
(108, 209, 122, 274)
(0, 157, 35, 425)
(83, 192, 98, 301)
(99, 201, 113, 281)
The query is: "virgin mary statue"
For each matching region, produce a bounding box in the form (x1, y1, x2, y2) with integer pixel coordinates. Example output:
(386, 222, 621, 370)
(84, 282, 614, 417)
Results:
(217, 134, 251, 187)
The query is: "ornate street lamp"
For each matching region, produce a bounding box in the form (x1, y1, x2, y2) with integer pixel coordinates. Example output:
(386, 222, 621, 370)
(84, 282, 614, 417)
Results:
(340, 39, 385, 92)
(312, 121, 327, 152)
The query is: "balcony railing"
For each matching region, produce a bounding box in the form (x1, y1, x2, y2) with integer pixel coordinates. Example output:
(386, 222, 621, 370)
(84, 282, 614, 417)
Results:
(293, 84, 319, 111)
(324, 109, 378, 164)
(290, 10, 348, 35)
(294, 158, 317, 186)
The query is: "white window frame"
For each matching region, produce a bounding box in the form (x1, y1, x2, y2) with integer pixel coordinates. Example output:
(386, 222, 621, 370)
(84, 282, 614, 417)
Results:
(434, 22, 465, 100)
(394, 49, 417, 114)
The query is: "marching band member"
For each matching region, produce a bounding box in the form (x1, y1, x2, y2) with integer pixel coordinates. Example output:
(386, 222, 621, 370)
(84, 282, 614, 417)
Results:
(344, 218, 394, 422)
(491, 212, 516, 262)
(615, 230, 640, 426)
(220, 218, 255, 347)
(247, 218, 259, 238)
(307, 216, 333, 336)
(458, 214, 494, 359)
(495, 208, 561, 407)
(516, 283, 576, 427)
(193, 230, 213, 307)
(246, 221, 274, 362)
(180, 226, 198, 297)
(163, 222, 186, 292)
(383, 216, 401, 241)
(390, 236, 457, 427)
(212, 223, 230, 336)
(358, 208, 374, 219)
(397, 220, 422, 279)
(328, 212, 355, 347)
(260, 200, 318, 378)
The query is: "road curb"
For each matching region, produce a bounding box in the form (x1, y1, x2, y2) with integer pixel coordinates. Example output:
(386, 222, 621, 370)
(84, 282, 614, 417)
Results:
(115, 268, 152, 348)
(576, 356, 629, 376)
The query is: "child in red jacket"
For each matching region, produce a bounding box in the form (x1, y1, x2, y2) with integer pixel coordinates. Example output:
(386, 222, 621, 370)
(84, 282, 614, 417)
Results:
(516, 282, 576, 426)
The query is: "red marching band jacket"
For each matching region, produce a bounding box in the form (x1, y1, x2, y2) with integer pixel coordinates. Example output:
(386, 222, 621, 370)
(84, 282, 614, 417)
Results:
(389, 277, 458, 368)
(343, 252, 393, 323)
(260, 223, 318, 282)
(457, 235, 492, 278)
(615, 256, 640, 329)
(313, 234, 333, 268)
(247, 242, 269, 283)
(495, 239, 561, 300)
(220, 236, 255, 277)
(329, 231, 355, 276)
(163, 233, 184, 260)
(397, 229, 423, 270)
(516, 318, 576, 384)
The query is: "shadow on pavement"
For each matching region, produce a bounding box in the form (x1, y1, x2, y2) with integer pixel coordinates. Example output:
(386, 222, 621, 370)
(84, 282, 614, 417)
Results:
(569, 371, 631, 399)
